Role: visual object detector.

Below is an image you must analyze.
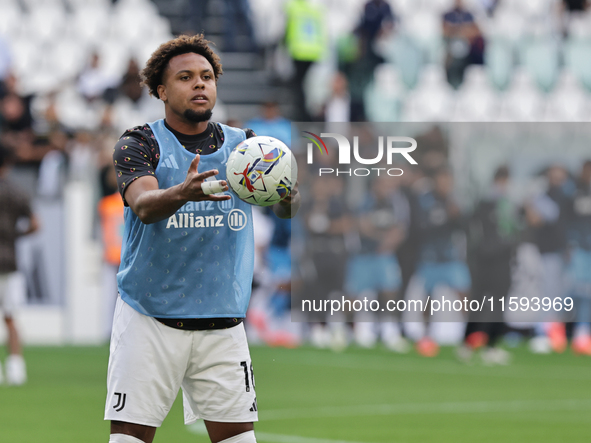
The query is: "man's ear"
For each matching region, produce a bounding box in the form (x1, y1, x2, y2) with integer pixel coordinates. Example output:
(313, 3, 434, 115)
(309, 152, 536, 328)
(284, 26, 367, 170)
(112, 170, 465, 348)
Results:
(157, 84, 167, 102)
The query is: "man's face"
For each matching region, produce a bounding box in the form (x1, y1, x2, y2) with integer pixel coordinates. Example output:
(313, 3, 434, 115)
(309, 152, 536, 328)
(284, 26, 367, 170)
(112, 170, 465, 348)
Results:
(157, 52, 217, 124)
(547, 166, 567, 188)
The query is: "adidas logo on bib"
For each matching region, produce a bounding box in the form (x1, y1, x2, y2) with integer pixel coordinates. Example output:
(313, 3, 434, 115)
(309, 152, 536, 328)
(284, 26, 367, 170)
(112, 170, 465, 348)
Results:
(161, 154, 179, 169)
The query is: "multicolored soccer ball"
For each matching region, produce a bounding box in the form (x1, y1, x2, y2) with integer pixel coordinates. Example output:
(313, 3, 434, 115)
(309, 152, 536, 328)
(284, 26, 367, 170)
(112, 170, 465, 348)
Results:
(226, 136, 297, 207)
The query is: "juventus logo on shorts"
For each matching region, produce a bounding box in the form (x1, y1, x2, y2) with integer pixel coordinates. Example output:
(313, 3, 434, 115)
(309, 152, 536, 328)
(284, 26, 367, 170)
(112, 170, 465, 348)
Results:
(113, 392, 127, 412)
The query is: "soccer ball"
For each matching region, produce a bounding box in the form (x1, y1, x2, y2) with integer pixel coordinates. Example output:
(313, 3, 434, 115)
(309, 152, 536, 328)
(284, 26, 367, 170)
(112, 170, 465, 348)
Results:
(226, 136, 297, 207)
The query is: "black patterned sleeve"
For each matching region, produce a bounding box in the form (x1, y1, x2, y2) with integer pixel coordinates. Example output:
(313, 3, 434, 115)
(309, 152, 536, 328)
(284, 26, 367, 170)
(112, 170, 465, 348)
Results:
(113, 125, 160, 205)
(244, 128, 257, 139)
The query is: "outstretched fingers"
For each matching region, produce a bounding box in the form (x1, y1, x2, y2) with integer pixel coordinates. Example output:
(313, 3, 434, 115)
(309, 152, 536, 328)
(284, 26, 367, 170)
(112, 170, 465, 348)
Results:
(188, 154, 201, 173)
(197, 168, 220, 182)
(206, 193, 232, 201)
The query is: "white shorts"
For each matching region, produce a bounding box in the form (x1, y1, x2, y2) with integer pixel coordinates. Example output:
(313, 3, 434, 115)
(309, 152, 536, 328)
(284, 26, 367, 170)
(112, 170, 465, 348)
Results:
(0, 272, 18, 317)
(104, 297, 258, 427)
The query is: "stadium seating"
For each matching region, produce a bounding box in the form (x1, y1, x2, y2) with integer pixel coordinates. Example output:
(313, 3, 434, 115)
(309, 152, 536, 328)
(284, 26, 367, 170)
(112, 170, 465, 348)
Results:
(1, 0, 591, 126)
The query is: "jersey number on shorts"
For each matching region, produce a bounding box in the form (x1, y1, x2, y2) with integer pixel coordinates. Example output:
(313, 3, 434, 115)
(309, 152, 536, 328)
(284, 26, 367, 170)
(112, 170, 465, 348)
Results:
(240, 361, 255, 392)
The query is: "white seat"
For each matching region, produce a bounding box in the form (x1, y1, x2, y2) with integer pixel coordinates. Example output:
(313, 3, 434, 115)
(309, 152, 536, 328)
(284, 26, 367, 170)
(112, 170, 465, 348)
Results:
(71, 5, 111, 46)
(114, 0, 160, 16)
(378, 34, 424, 89)
(496, 68, 545, 122)
(568, 12, 591, 39)
(453, 65, 499, 121)
(391, 0, 422, 16)
(65, 0, 111, 11)
(402, 10, 444, 64)
(365, 63, 404, 122)
(403, 10, 443, 41)
(520, 38, 560, 92)
(96, 38, 132, 80)
(133, 38, 168, 68)
(0, 1, 24, 39)
(302, 60, 334, 117)
(543, 70, 591, 122)
(249, 0, 287, 45)
(8, 39, 38, 78)
(109, 4, 163, 46)
(520, 0, 555, 19)
(25, 5, 67, 43)
(422, 0, 455, 14)
(111, 90, 163, 135)
(487, 8, 527, 43)
(462, 0, 491, 17)
(48, 39, 89, 83)
(495, 0, 522, 13)
(55, 86, 105, 131)
(401, 64, 456, 121)
(484, 36, 514, 90)
(20, 0, 63, 10)
(564, 37, 591, 91)
(20, 70, 63, 96)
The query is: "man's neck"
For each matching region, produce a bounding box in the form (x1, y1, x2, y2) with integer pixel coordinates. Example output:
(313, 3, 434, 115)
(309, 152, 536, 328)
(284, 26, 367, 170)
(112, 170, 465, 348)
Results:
(164, 114, 209, 135)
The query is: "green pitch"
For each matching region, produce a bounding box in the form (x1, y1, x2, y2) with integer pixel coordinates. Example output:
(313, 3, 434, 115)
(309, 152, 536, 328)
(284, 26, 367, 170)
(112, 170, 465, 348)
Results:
(1, 344, 590, 442)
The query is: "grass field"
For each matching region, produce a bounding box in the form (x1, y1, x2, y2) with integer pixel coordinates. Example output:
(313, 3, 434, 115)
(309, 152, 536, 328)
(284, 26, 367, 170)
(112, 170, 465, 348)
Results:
(1, 344, 591, 443)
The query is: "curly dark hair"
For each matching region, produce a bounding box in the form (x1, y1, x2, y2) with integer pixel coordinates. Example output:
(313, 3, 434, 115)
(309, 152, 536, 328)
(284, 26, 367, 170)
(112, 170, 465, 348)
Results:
(140, 34, 223, 99)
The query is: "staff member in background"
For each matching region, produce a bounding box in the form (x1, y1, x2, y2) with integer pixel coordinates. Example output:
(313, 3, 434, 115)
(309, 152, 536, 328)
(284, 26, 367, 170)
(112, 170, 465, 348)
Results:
(98, 160, 125, 341)
(0, 145, 39, 385)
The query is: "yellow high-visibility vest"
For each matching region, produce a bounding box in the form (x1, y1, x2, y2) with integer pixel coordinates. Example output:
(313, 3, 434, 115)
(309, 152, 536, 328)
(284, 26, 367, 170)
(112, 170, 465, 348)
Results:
(285, 0, 326, 62)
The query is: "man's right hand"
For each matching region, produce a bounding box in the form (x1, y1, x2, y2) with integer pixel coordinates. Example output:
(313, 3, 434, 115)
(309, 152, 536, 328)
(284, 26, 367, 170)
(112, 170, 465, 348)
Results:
(179, 154, 230, 202)
(124, 155, 231, 224)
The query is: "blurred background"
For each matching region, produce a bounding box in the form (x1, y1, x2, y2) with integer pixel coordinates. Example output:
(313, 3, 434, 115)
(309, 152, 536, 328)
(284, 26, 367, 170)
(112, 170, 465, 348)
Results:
(1, 0, 590, 347)
(1, 0, 591, 441)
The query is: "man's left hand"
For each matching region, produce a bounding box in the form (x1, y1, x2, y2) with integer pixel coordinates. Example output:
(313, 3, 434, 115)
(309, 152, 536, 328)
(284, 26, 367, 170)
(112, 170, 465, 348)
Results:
(273, 181, 301, 219)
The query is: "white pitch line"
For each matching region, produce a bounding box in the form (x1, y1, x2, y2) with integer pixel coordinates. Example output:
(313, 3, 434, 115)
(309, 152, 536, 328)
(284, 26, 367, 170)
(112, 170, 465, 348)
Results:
(187, 398, 591, 439)
(187, 421, 370, 443)
(270, 350, 591, 381)
(259, 398, 591, 421)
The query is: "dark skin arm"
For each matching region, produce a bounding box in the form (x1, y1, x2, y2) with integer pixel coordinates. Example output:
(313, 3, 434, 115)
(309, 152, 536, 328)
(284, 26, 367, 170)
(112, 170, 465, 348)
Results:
(124, 154, 230, 224)
(272, 181, 301, 219)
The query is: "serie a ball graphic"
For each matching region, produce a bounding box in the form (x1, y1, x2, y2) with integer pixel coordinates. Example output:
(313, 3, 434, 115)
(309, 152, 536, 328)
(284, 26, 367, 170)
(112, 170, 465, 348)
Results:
(226, 136, 297, 207)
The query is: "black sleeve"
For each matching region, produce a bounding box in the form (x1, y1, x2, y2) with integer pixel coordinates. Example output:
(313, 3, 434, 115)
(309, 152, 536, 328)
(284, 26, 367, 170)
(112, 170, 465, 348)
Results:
(113, 125, 160, 205)
(243, 128, 257, 139)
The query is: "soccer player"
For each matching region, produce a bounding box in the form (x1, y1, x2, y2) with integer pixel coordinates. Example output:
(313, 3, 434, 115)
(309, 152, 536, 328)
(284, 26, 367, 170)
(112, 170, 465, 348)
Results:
(525, 165, 571, 354)
(0, 145, 39, 385)
(456, 166, 518, 365)
(105, 35, 300, 443)
(408, 167, 470, 357)
(566, 160, 591, 354)
(345, 174, 409, 352)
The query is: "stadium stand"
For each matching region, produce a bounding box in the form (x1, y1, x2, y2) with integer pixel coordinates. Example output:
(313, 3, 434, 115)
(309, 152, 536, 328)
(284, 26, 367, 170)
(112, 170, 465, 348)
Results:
(1, 0, 591, 348)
